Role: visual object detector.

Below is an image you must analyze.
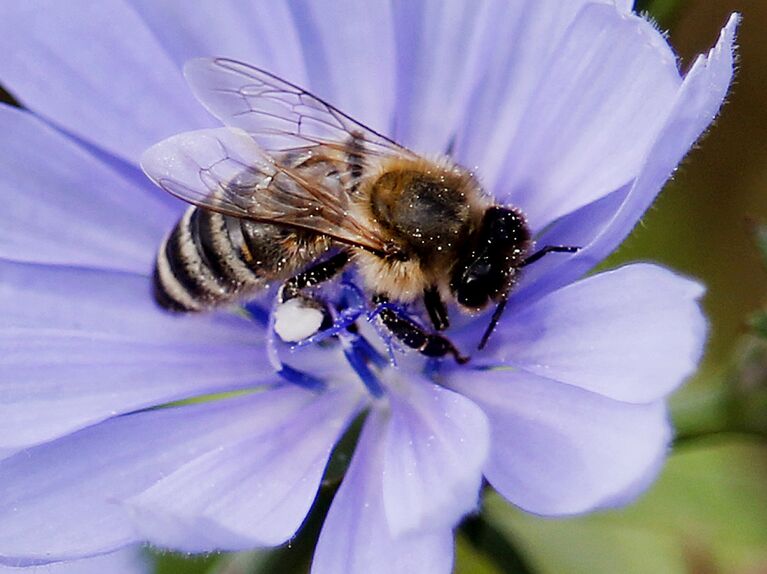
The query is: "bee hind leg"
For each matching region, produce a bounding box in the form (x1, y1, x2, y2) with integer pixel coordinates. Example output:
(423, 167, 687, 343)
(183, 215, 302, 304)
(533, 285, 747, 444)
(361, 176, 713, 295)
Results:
(371, 295, 468, 364)
(273, 251, 352, 343)
(286, 281, 368, 348)
(280, 251, 351, 302)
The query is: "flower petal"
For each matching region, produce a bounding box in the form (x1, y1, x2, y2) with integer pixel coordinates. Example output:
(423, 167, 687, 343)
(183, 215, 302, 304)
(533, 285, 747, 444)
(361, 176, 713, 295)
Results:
(0, 0, 211, 164)
(448, 370, 671, 516)
(469, 4, 680, 231)
(477, 264, 706, 403)
(391, 0, 502, 154)
(288, 0, 396, 134)
(0, 260, 270, 453)
(454, 0, 589, 168)
(455, 1, 642, 189)
(382, 378, 489, 537)
(613, 0, 635, 13)
(125, 388, 360, 551)
(0, 104, 177, 273)
(512, 13, 739, 305)
(0, 387, 353, 564)
(0, 547, 148, 573)
(128, 0, 308, 84)
(506, 183, 629, 309)
(312, 409, 454, 574)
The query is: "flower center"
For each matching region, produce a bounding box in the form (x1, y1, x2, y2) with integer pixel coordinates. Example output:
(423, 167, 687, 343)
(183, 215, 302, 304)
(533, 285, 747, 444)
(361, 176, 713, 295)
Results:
(245, 276, 438, 397)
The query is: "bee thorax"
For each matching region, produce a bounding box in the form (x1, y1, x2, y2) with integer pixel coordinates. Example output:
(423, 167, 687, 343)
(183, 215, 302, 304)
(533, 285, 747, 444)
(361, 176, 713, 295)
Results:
(354, 251, 427, 302)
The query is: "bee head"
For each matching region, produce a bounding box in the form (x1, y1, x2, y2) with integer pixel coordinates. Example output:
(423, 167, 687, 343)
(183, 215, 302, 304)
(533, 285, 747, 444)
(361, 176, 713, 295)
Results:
(449, 206, 531, 310)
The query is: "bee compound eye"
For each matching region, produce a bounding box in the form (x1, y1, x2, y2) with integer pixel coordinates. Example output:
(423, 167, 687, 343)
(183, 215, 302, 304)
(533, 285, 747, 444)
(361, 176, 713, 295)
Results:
(455, 274, 491, 309)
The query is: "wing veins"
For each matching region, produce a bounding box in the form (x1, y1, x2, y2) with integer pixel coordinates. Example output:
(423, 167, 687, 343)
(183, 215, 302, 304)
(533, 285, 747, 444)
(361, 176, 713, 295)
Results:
(202, 57, 410, 150)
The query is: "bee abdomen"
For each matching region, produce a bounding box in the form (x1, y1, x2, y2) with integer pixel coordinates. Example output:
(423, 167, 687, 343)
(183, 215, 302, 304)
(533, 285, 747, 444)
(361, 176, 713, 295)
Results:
(153, 207, 263, 312)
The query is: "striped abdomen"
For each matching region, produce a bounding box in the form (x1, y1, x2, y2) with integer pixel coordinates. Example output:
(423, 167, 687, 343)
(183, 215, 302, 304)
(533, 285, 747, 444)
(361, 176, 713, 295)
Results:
(154, 207, 330, 312)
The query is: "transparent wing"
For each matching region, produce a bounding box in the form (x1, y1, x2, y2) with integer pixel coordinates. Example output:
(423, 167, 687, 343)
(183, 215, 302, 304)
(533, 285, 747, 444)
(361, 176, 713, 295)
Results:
(183, 57, 418, 162)
(140, 127, 389, 254)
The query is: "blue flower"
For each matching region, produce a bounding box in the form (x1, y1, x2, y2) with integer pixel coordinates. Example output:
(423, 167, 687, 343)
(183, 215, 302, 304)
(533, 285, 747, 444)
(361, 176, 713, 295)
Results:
(0, 1, 737, 572)
(0, 547, 147, 573)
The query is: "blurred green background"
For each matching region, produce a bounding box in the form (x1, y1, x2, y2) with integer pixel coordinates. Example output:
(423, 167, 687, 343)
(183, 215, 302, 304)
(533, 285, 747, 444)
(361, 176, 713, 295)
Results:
(4, 0, 767, 572)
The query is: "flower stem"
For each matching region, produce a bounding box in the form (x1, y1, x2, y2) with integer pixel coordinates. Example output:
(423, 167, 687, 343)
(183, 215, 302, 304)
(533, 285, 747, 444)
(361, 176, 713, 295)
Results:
(458, 509, 536, 574)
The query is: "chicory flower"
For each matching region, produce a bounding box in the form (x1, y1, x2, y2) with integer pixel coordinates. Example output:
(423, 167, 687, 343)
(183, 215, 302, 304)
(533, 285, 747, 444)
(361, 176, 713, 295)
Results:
(0, 1, 737, 572)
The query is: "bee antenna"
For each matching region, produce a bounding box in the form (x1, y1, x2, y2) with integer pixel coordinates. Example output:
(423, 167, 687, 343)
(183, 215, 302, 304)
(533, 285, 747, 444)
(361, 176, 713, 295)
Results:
(478, 298, 508, 350)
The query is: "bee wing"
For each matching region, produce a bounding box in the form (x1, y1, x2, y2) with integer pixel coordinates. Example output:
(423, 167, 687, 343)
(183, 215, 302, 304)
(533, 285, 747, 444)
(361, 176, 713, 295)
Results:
(183, 57, 418, 162)
(141, 127, 389, 254)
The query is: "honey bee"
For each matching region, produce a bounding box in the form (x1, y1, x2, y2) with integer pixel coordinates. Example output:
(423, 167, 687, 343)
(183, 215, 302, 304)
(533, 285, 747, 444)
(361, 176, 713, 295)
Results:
(142, 58, 577, 363)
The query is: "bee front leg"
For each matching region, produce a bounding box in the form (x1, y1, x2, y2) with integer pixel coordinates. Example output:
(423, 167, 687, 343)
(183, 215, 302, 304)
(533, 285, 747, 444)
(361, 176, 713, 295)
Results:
(522, 244, 580, 267)
(423, 286, 450, 331)
(372, 295, 468, 364)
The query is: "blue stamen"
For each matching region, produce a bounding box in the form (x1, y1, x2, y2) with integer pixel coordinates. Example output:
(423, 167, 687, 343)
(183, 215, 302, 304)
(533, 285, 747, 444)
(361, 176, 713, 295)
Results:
(265, 296, 326, 393)
(244, 301, 270, 326)
(423, 357, 442, 379)
(339, 277, 365, 308)
(263, 277, 390, 396)
(352, 334, 388, 369)
(342, 335, 384, 397)
(277, 364, 327, 392)
(266, 299, 284, 373)
(290, 300, 365, 348)
(289, 280, 369, 349)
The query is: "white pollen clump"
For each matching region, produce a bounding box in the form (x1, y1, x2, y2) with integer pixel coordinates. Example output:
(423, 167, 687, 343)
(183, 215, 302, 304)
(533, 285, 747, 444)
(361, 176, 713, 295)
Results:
(274, 298, 325, 343)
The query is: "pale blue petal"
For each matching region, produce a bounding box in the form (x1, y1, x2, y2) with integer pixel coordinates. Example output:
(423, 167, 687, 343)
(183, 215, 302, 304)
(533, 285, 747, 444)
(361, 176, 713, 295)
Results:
(512, 14, 739, 305)
(383, 378, 489, 536)
(391, 0, 503, 154)
(0, 547, 148, 573)
(455, 0, 617, 188)
(126, 388, 361, 551)
(0, 105, 178, 273)
(288, 0, 396, 134)
(449, 370, 671, 516)
(468, 4, 681, 231)
(0, 0, 212, 164)
(312, 409, 454, 574)
(129, 0, 308, 85)
(0, 388, 341, 564)
(0, 261, 268, 453)
(474, 264, 706, 403)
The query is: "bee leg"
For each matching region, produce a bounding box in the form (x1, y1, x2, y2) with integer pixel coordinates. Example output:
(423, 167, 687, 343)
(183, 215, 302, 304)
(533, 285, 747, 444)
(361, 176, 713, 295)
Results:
(522, 245, 580, 267)
(423, 286, 450, 331)
(372, 295, 468, 364)
(280, 252, 351, 302)
(287, 282, 368, 348)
